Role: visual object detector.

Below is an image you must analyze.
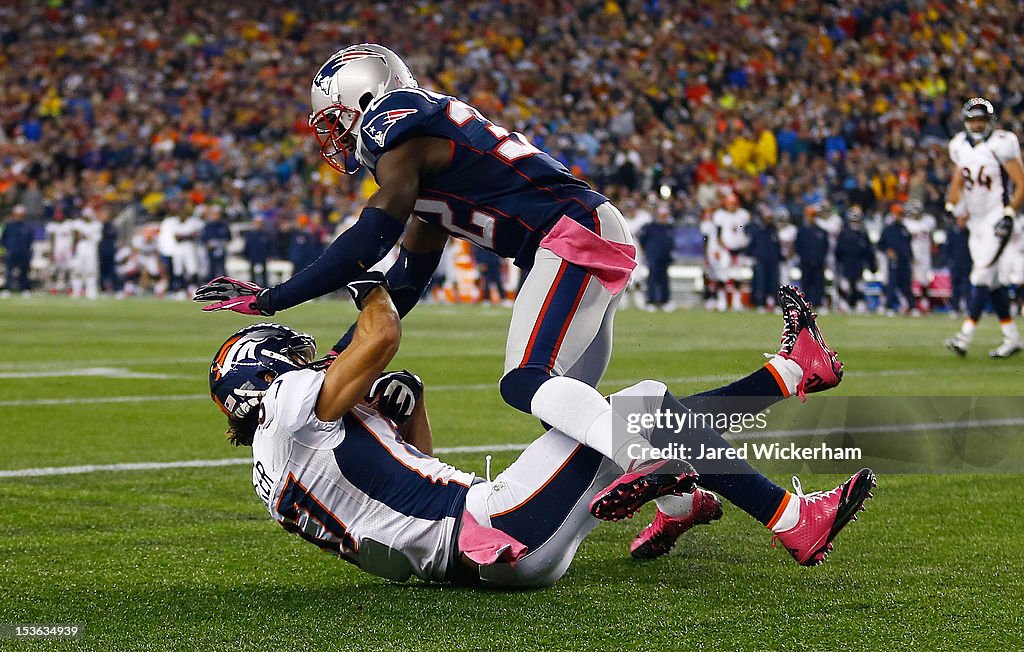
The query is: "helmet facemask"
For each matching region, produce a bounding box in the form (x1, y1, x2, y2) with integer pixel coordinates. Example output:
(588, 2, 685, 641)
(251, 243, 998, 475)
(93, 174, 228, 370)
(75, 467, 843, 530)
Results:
(309, 104, 363, 174)
(965, 117, 993, 142)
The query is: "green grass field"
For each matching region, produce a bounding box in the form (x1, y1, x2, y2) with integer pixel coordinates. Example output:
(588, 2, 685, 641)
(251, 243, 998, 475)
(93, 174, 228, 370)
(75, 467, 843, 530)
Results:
(2, 297, 1023, 651)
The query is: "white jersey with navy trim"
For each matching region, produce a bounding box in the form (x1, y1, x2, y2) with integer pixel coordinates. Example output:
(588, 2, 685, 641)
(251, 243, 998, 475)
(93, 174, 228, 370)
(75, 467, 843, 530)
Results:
(949, 129, 1023, 223)
(45, 220, 75, 262)
(250, 368, 476, 582)
(711, 207, 751, 252)
(905, 213, 936, 281)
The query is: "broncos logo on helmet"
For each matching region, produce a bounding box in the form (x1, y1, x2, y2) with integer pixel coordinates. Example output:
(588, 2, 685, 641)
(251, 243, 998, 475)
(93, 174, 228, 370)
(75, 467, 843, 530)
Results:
(209, 323, 316, 420)
(962, 97, 995, 142)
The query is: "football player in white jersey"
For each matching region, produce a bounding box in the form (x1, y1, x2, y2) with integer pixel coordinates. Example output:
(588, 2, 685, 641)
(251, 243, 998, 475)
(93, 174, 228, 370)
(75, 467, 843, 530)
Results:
(776, 208, 798, 286)
(1004, 218, 1024, 314)
(209, 276, 871, 586)
(178, 206, 207, 294)
(710, 194, 751, 310)
(902, 200, 936, 312)
(945, 98, 1024, 358)
(71, 206, 102, 300)
(45, 211, 75, 293)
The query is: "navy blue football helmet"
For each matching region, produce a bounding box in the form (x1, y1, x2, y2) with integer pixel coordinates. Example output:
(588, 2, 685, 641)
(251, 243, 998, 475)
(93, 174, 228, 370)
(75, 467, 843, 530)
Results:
(962, 97, 995, 142)
(209, 323, 316, 419)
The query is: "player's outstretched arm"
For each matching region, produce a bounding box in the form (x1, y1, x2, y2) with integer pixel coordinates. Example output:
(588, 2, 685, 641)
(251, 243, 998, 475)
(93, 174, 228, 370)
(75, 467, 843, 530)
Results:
(315, 279, 402, 422)
(330, 219, 448, 353)
(260, 137, 453, 314)
(386, 218, 448, 313)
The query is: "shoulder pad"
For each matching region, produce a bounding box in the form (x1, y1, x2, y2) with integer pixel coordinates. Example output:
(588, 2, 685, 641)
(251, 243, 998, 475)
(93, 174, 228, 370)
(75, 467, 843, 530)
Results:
(360, 89, 444, 152)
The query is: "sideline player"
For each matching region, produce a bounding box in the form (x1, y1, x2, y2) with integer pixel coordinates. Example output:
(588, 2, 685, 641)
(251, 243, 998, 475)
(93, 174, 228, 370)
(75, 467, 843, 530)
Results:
(194, 44, 704, 522)
(208, 280, 871, 587)
(945, 98, 1024, 358)
(903, 200, 936, 312)
(45, 210, 75, 293)
(710, 193, 751, 310)
(71, 204, 102, 300)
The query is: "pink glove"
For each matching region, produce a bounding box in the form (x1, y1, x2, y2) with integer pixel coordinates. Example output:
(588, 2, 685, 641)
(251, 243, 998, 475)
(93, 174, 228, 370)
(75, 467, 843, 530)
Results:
(193, 276, 274, 316)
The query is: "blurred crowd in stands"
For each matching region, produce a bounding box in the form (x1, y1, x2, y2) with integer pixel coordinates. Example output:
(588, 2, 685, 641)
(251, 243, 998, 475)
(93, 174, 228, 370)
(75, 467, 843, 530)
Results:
(2, 0, 1023, 313)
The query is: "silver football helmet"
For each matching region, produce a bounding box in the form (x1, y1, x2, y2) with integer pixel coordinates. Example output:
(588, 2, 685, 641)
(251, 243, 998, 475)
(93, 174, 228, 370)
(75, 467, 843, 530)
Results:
(308, 44, 417, 174)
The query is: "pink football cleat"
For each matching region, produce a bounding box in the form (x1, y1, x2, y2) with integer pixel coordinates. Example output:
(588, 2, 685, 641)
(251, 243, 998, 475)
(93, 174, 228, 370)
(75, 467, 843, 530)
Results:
(777, 285, 843, 400)
(589, 458, 698, 522)
(629, 489, 723, 560)
(772, 468, 876, 566)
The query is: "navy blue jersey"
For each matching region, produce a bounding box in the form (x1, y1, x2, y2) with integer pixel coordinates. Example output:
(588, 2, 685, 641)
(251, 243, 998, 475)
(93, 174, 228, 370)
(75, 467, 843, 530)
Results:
(0, 221, 34, 261)
(355, 88, 608, 267)
(878, 221, 913, 263)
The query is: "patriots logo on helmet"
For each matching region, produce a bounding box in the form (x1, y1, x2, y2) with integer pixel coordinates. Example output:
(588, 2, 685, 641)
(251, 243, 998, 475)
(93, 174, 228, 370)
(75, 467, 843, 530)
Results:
(313, 49, 385, 97)
(362, 108, 418, 148)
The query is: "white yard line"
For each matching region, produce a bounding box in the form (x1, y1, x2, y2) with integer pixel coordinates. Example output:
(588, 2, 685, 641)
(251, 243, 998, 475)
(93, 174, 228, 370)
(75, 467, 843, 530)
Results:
(0, 394, 208, 407)
(1, 364, 1019, 407)
(0, 367, 184, 380)
(2, 419, 1020, 478)
(730, 417, 1024, 440)
(0, 357, 211, 370)
(0, 443, 529, 478)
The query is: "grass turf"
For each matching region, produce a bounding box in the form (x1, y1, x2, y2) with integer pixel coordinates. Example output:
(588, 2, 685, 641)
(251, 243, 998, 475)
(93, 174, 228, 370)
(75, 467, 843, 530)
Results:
(1, 296, 1022, 650)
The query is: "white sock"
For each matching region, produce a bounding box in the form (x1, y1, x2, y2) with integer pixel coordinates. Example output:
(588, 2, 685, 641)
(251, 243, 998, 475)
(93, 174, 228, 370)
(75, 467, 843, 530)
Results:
(1001, 320, 1020, 341)
(530, 376, 659, 471)
(765, 355, 803, 397)
(770, 492, 801, 533)
(655, 494, 695, 518)
(961, 319, 976, 339)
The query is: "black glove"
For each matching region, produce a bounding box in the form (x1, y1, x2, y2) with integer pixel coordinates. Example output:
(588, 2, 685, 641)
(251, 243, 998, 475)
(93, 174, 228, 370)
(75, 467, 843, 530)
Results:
(306, 352, 338, 371)
(367, 370, 423, 424)
(995, 214, 1014, 240)
(345, 271, 388, 310)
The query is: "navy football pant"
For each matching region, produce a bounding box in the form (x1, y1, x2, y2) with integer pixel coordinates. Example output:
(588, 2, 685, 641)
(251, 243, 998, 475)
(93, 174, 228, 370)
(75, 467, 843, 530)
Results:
(4, 257, 30, 291)
(646, 258, 671, 306)
(799, 264, 826, 307)
(751, 261, 780, 307)
(886, 261, 913, 311)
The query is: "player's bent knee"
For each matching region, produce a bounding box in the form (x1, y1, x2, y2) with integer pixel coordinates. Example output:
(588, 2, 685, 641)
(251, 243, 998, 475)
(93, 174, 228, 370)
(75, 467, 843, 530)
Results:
(481, 556, 568, 589)
(499, 367, 553, 413)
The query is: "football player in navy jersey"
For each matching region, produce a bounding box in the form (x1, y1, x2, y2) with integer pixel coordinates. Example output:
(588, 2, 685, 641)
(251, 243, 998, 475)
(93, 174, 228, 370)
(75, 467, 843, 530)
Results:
(194, 44, 852, 552)
(210, 276, 872, 586)
(193, 44, 673, 518)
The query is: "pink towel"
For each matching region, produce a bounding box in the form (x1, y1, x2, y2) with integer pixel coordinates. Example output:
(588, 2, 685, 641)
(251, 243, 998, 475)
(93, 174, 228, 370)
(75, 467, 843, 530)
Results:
(539, 216, 637, 294)
(458, 511, 528, 566)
